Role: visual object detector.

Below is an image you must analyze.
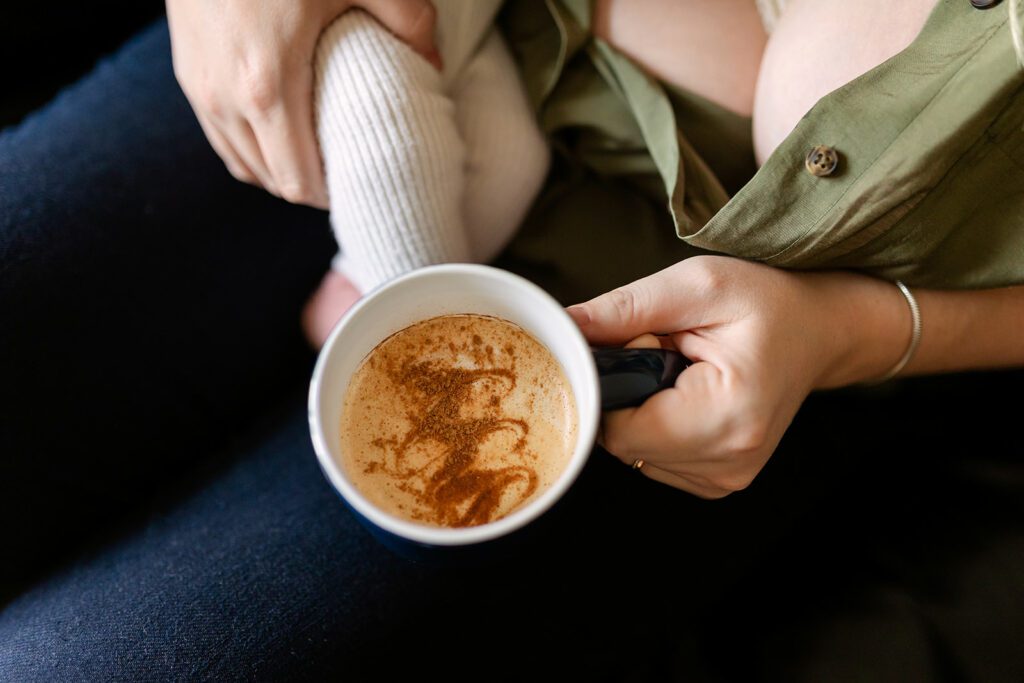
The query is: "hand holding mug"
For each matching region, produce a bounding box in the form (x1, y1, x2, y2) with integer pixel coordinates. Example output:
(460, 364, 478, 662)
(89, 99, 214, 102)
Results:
(310, 265, 690, 553)
(568, 255, 907, 499)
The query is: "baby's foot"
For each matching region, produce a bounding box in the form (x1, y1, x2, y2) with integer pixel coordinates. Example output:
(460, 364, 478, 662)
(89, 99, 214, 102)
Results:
(302, 270, 362, 349)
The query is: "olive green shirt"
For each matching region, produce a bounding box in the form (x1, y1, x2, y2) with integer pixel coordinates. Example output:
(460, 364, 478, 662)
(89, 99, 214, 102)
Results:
(499, 0, 1024, 290)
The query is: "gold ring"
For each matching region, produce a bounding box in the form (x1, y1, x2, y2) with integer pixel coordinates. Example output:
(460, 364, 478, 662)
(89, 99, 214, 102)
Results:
(631, 458, 645, 471)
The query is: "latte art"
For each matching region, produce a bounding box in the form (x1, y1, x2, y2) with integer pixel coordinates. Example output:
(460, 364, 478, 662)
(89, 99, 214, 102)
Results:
(340, 314, 577, 527)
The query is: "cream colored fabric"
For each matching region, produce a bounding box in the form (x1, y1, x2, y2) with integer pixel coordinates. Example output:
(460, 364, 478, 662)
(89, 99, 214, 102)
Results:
(1012, 0, 1023, 64)
(755, 0, 788, 34)
(314, 1, 550, 291)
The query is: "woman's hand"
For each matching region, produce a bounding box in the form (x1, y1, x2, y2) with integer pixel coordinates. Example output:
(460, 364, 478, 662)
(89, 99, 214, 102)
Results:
(166, 0, 439, 208)
(568, 256, 910, 498)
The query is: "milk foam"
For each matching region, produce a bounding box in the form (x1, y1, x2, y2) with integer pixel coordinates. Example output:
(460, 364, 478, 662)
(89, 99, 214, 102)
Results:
(340, 314, 577, 527)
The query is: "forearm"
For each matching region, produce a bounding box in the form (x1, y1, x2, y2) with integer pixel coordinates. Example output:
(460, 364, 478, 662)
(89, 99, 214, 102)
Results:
(813, 272, 1024, 389)
(908, 285, 1024, 375)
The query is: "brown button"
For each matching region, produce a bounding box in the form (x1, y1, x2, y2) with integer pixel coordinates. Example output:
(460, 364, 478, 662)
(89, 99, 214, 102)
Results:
(805, 145, 839, 177)
(970, 0, 1002, 9)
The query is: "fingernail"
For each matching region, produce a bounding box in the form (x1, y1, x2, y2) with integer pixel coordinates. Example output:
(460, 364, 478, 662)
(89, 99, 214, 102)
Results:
(567, 306, 590, 326)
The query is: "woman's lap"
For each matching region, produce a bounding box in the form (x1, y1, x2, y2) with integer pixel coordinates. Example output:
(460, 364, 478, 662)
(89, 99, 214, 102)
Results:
(0, 381, 843, 680)
(0, 20, 335, 591)
(5, 367, 1022, 679)
(0, 382, 748, 679)
(2, 16, 1024, 682)
(0, 387, 455, 680)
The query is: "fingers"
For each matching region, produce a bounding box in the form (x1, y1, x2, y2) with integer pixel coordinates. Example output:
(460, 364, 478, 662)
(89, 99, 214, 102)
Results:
(354, 0, 441, 69)
(229, 119, 279, 196)
(215, 54, 327, 206)
(575, 257, 796, 499)
(198, 110, 278, 197)
(623, 333, 664, 350)
(599, 360, 754, 497)
(248, 73, 330, 208)
(167, 0, 339, 205)
(601, 361, 723, 461)
(638, 462, 731, 500)
(567, 259, 720, 346)
(195, 112, 257, 185)
(604, 436, 730, 498)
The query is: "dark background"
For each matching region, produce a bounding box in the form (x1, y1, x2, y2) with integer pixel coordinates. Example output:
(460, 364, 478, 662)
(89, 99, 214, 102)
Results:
(1, 3, 165, 127)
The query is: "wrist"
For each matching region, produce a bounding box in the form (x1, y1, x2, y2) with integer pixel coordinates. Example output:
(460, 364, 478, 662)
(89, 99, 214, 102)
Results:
(807, 271, 913, 389)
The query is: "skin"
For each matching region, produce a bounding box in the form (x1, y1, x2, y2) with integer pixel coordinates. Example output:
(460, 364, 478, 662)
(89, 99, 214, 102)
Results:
(569, 259, 1024, 499)
(592, 0, 767, 117)
(165, 0, 438, 348)
(585, 0, 1024, 498)
(752, 0, 937, 164)
(165, 0, 439, 208)
(173, 0, 1023, 497)
(302, 270, 359, 348)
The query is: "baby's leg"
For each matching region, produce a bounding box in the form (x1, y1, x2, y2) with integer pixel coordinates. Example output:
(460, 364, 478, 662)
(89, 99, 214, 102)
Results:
(304, 3, 541, 347)
(303, 10, 462, 347)
(314, 0, 506, 289)
(454, 32, 551, 263)
(314, 9, 467, 293)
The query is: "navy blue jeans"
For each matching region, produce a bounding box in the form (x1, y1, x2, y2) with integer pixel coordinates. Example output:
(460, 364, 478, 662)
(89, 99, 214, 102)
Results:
(2, 18, 1023, 682)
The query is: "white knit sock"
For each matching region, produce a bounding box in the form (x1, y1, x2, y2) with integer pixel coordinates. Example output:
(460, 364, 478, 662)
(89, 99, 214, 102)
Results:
(313, 2, 549, 292)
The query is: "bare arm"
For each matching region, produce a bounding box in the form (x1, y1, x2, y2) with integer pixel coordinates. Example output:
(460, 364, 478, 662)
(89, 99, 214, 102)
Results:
(814, 274, 1024, 388)
(569, 258, 1024, 498)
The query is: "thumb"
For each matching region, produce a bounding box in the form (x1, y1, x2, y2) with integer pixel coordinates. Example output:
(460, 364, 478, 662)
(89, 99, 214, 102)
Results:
(355, 0, 442, 70)
(567, 262, 706, 345)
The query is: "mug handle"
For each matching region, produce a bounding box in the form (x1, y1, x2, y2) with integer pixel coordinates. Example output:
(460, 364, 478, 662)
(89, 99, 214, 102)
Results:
(592, 347, 690, 411)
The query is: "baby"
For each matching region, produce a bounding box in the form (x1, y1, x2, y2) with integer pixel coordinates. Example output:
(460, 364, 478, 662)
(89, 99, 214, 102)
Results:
(302, 0, 549, 346)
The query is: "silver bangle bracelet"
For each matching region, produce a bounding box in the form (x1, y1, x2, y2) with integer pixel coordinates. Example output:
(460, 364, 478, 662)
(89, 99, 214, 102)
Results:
(874, 280, 922, 382)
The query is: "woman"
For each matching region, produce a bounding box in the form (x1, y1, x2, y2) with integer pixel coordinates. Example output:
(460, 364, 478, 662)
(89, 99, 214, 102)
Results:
(1, 0, 1022, 679)
(559, 0, 1024, 498)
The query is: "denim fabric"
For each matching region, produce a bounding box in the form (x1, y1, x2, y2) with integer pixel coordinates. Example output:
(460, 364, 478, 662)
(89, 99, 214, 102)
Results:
(2, 16, 1024, 683)
(0, 2, 165, 126)
(0, 21, 335, 592)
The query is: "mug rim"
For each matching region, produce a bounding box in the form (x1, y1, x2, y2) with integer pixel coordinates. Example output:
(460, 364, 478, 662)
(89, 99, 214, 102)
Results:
(308, 264, 600, 546)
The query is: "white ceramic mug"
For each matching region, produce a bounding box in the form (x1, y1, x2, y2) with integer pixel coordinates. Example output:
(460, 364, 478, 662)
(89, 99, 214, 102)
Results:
(308, 264, 601, 548)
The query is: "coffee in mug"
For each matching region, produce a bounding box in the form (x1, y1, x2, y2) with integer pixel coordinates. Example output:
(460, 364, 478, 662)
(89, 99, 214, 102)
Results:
(310, 264, 678, 551)
(339, 314, 577, 528)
